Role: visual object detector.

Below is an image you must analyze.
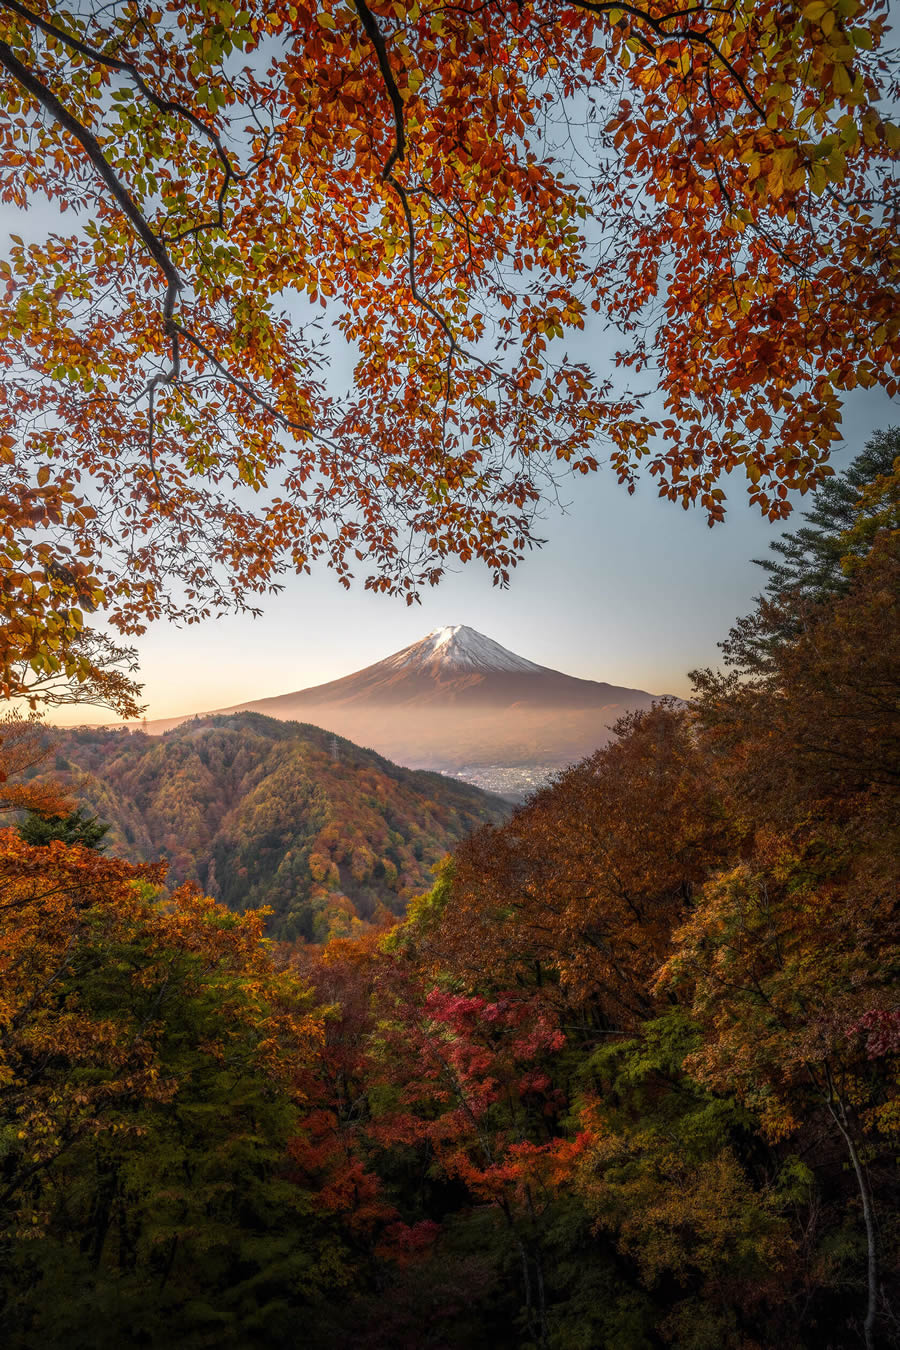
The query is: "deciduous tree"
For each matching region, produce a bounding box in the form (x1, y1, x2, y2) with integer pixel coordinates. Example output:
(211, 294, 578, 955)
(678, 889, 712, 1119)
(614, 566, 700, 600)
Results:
(0, 709, 72, 816)
(430, 702, 734, 1021)
(0, 830, 336, 1349)
(0, 0, 897, 691)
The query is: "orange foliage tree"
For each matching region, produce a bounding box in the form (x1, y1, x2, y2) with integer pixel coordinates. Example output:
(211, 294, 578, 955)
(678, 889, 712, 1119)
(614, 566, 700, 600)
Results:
(0, 710, 72, 816)
(0, 826, 344, 1346)
(0, 475, 144, 712)
(0, 831, 323, 1216)
(0, 0, 897, 689)
(430, 702, 735, 1023)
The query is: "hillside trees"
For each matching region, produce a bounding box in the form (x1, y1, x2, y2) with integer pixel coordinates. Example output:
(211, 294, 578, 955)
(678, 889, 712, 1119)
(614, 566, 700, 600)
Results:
(0, 829, 356, 1349)
(694, 437, 900, 802)
(751, 426, 900, 607)
(1, 0, 898, 701)
(659, 842, 898, 1350)
(1, 443, 897, 1342)
(430, 701, 736, 1021)
(302, 452, 899, 1347)
(679, 453, 900, 1346)
(33, 715, 510, 937)
(718, 427, 900, 671)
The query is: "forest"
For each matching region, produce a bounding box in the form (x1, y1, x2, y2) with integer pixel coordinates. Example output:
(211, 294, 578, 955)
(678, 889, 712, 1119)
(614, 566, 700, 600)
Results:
(1, 0, 898, 1342)
(16, 714, 509, 941)
(0, 435, 897, 1348)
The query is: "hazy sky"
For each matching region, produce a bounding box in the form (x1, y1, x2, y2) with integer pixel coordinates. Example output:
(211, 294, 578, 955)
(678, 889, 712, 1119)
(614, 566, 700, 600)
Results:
(45, 381, 896, 727)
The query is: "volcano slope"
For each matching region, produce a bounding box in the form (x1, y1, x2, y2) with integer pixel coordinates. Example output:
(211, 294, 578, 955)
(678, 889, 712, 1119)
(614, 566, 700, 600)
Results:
(139, 627, 666, 785)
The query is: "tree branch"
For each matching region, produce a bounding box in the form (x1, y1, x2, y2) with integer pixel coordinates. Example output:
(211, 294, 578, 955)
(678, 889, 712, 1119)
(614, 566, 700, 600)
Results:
(0, 35, 182, 318)
(0, 31, 307, 491)
(565, 0, 767, 120)
(0, 0, 255, 224)
(350, 0, 407, 179)
(170, 321, 336, 449)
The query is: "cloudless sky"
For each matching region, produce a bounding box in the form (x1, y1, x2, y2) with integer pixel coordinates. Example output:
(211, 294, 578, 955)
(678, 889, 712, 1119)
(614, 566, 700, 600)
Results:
(2, 136, 896, 728)
(46, 381, 897, 726)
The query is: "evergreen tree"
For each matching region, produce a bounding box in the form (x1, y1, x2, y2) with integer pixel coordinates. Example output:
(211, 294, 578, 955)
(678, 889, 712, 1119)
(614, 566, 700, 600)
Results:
(754, 425, 899, 605)
(18, 806, 111, 851)
(721, 426, 899, 672)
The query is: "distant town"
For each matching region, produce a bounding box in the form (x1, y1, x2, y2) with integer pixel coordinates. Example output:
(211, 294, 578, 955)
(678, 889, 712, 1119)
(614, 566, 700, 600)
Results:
(450, 763, 557, 802)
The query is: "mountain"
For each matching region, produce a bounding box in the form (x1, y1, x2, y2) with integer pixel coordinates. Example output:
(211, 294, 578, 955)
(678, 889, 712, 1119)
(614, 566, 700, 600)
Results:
(136, 627, 666, 790)
(37, 713, 509, 942)
(242, 625, 649, 708)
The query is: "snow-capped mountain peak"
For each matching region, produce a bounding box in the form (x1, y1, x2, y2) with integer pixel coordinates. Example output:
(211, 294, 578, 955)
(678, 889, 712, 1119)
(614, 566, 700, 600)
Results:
(390, 625, 545, 674)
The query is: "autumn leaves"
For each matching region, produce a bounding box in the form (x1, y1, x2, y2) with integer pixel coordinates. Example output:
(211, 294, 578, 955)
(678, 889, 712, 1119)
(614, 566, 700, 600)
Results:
(0, 0, 897, 707)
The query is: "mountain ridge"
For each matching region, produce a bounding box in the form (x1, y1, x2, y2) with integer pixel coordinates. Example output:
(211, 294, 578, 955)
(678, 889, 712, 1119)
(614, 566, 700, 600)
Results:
(35, 712, 510, 941)
(239, 624, 654, 710)
(128, 628, 667, 780)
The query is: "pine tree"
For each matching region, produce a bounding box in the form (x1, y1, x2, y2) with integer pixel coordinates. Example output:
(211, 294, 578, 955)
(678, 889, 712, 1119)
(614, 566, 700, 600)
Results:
(18, 806, 111, 851)
(719, 427, 899, 673)
(754, 426, 899, 604)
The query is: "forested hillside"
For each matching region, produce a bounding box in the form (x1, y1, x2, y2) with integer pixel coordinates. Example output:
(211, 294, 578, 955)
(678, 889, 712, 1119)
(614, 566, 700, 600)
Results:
(28, 714, 509, 941)
(2, 438, 896, 1349)
(289, 437, 900, 1348)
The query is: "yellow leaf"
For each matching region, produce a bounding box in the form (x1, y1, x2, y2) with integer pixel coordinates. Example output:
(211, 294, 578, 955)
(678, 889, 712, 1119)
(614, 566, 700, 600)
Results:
(833, 64, 851, 95)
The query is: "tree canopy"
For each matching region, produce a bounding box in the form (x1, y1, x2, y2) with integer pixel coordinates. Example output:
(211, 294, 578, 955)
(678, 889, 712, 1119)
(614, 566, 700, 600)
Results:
(0, 832, 343, 1350)
(0, 0, 898, 708)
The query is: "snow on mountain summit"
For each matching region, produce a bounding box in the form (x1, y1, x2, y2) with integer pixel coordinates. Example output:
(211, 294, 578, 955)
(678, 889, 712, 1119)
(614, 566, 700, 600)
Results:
(389, 625, 545, 675)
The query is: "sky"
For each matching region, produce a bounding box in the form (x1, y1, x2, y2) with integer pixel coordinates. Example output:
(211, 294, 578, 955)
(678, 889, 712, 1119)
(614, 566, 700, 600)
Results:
(45, 380, 896, 726)
(2, 63, 896, 728)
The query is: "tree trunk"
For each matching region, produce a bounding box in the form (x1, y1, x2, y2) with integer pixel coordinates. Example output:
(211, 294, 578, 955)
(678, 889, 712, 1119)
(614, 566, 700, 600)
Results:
(827, 1100, 878, 1350)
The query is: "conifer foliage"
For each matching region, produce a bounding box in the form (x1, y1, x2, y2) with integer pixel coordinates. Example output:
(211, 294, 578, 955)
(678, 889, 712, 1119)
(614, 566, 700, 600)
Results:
(17, 803, 109, 848)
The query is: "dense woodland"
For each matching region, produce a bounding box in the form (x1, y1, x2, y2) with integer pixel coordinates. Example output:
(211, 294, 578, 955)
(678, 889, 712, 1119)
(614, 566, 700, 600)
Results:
(19, 715, 509, 941)
(1, 0, 898, 1339)
(0, 437, 897, 1348)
